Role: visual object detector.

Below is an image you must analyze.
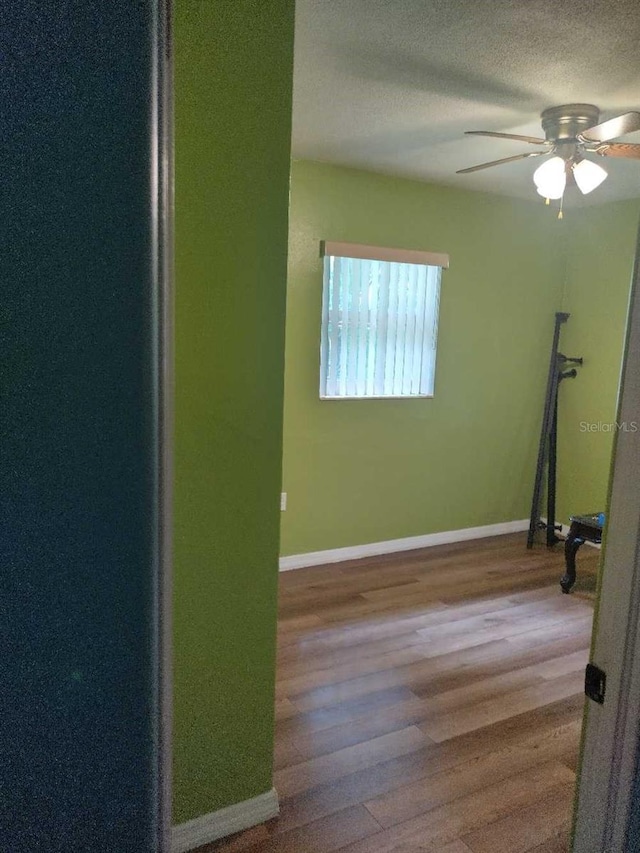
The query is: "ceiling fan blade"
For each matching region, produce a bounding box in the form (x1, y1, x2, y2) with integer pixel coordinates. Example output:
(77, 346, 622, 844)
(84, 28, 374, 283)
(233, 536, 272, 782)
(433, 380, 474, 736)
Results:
(465, 130, 547, 145)
(592, 142, 640, 160)
(581, 112, 640, 142)
(456, 151, 548, 174)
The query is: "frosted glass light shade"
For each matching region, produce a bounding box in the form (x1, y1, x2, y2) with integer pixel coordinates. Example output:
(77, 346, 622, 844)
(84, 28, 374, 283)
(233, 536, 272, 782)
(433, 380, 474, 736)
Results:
(533, 156, 566, 199)
(573, 158, 608, 194)
(536, 186, 562, 200)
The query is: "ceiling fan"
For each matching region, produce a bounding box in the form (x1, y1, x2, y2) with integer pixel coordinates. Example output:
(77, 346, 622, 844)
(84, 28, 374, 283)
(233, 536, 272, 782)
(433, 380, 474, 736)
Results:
(457, 104, 640, 213)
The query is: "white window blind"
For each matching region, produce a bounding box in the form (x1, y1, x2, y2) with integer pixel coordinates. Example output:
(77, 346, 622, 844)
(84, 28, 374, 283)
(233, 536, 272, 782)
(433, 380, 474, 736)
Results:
(319, 244, 446, 399)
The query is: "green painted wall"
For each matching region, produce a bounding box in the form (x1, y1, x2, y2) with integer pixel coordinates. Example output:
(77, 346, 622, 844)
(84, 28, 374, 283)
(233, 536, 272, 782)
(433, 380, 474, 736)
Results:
(557, 199, 640, 526)
(281, 161, 567, 556)
(173, 1, 294, 824)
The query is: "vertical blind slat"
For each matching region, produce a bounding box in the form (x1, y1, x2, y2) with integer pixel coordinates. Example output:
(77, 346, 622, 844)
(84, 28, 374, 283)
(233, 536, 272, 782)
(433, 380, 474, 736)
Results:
(385, 263, 400, 395)
(345, 259, 359, 396)
(412, 265, 427, 394)
(392, 263, 407, 394)
(320, 255, 331, 395)
(366, 262, 378, 396)
(326, 256, 341, 396)
(403, 264, 419, 395)
(339, 258, 349, 397)
(355, 259, 368, 396)
(374, 262, 389, 396)
(418, 265, 433, 395)
(419, 266, 441, 394)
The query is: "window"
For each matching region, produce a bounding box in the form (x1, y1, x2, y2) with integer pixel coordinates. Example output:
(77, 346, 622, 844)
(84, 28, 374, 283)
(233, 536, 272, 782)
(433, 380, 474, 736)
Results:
(319, 241, 448, 399)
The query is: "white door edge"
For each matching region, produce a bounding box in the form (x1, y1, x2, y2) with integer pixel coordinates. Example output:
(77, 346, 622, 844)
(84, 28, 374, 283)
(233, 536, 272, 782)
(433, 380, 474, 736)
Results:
(573, 218, 640, 853)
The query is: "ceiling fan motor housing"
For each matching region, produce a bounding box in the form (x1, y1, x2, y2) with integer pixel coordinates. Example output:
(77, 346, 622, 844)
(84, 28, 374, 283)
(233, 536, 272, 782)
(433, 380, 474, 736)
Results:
(541, 104, 600, 142)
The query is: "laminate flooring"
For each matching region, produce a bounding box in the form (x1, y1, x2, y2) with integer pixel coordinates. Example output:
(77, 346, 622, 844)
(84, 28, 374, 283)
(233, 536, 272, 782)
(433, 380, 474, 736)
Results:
(204, 533, 599, 853)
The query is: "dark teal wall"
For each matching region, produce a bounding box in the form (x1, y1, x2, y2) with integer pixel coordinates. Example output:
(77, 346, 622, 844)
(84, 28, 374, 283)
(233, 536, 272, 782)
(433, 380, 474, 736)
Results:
(1, 4, 163, 851)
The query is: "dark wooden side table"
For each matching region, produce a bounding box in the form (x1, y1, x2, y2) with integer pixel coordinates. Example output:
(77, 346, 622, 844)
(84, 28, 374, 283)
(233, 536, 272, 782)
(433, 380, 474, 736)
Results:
(561, 512, 604, 593)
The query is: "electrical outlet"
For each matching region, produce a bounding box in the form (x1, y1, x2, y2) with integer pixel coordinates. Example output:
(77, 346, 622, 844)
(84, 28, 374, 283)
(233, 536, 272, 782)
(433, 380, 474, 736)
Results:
(280, 492, 287, 511)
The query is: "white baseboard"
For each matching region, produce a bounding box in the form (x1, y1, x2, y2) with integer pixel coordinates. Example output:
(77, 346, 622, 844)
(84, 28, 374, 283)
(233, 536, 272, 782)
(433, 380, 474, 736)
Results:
(172, 788, 279, 853)
(279, 519, 530, 571)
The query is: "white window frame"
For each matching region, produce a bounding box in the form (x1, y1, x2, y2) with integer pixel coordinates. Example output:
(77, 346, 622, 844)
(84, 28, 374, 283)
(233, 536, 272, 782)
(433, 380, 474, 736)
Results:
(319, 241, 448, 400)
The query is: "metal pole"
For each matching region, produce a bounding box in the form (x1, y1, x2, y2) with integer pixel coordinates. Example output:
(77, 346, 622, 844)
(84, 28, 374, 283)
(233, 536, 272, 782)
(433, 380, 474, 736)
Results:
(527, 312, 569, 548)
(546, 385, 559, 547)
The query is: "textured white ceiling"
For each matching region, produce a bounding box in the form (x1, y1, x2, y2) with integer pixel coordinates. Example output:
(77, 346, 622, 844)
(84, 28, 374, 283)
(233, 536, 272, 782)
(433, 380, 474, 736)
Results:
(292, 0, 640, 205)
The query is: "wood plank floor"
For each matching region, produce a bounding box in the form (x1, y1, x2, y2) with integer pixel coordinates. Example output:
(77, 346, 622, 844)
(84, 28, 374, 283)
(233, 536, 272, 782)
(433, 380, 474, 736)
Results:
(207, 533, 598, 853)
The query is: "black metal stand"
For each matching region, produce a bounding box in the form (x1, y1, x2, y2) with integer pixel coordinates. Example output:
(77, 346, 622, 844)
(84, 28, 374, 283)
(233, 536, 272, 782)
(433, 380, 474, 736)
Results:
(527, 313, 582, 549)
(546, 387, 559, 547)
(561, 513, 603, 592)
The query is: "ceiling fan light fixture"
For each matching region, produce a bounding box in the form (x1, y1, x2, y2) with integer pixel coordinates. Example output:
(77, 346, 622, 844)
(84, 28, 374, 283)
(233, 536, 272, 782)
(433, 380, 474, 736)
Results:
(572, 158, 608, 194)
(533, 156, 566, 199)
(536, 185, 564, 201)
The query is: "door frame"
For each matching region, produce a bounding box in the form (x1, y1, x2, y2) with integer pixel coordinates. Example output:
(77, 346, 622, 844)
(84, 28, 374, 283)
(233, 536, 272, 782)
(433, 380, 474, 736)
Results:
(152, 0, 174, 849)
(573, 217, 640, 852)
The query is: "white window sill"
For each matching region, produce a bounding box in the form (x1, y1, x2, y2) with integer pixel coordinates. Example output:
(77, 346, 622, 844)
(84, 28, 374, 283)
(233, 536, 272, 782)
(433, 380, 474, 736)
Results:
(319, 394, 435, 401)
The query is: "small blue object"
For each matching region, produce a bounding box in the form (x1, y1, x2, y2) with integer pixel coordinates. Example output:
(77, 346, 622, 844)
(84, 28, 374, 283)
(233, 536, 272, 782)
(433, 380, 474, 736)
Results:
(597, 512, 606, 526)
